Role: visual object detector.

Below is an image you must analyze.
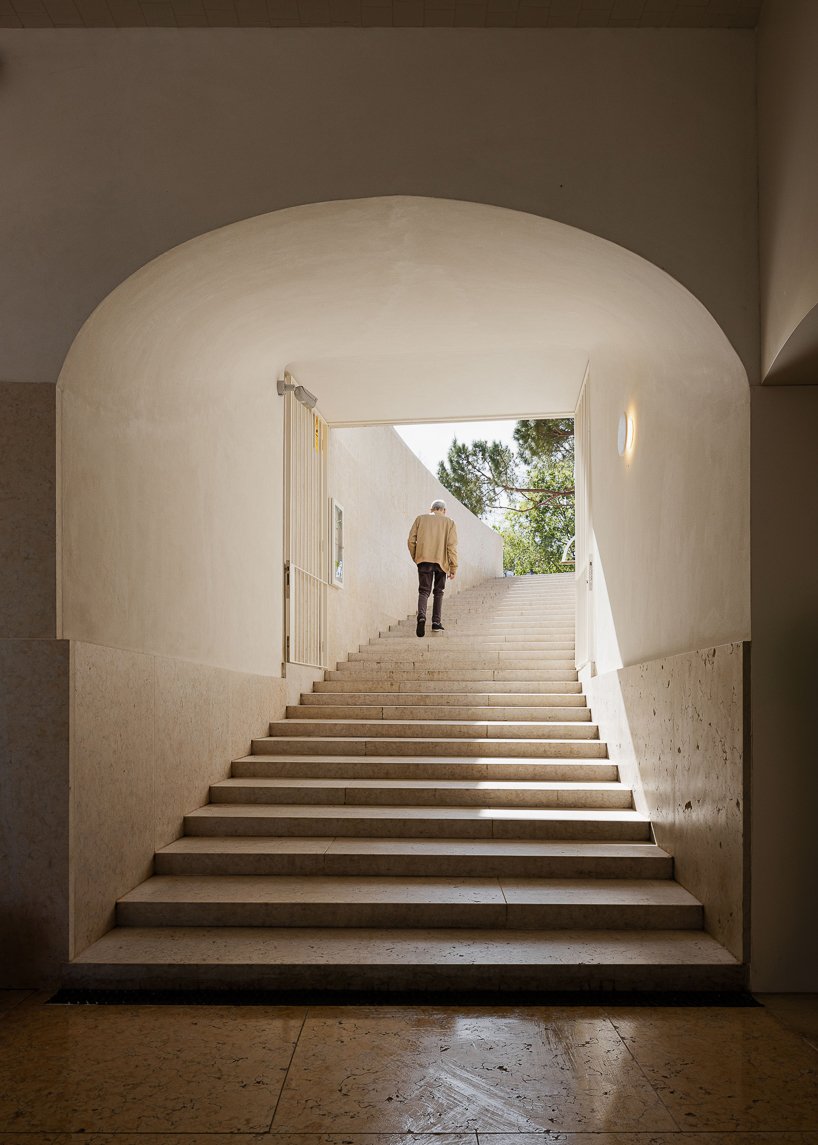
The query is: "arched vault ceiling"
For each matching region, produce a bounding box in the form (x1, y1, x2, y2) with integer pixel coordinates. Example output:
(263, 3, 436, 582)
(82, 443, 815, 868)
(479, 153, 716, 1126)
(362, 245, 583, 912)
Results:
(63, 196, 746, 424)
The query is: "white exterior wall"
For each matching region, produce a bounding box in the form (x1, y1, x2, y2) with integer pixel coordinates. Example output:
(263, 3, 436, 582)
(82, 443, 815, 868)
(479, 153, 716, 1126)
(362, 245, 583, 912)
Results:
(327, 426, 503, 672)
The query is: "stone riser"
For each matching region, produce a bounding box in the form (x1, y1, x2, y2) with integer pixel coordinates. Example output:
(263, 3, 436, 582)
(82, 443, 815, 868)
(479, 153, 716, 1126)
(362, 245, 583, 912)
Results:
(208, 780, 633, 809)
(302, 691, 588, 706)
(154, 841, 674, 879)
(346, 653, 577, 666)
(326, 669, 579, 681)
(314, 680, 584, 694)
(387, 626, 576, 636)
(265, 720, 600, 740)
(233, 757, 619, 781)
(371, 639, 576, 650)
(183, 807, 650, 840)
(286, 705, 592, 721)
(250, 737, 608, 757)
(118, 900, 702, 931)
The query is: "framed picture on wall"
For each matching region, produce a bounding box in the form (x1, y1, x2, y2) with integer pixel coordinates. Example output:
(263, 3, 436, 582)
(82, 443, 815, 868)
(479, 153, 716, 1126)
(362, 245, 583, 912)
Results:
(330, 498, 344, 588)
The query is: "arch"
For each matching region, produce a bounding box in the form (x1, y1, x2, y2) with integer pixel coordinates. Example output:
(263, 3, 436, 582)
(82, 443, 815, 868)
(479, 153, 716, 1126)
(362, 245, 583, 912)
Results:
(57, 196, 750, 676)
(60, 196, 746, 425)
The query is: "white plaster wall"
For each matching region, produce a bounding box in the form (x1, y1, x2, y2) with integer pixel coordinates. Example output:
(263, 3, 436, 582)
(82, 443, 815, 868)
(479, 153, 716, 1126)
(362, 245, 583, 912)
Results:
(585, 643, 747, 960)
(59, 359, 281, 676)
(758, 0, 818, 374)
(584, 347, 750, 675)
(326, 426, 503, 672)
(0, 29, 757, 386)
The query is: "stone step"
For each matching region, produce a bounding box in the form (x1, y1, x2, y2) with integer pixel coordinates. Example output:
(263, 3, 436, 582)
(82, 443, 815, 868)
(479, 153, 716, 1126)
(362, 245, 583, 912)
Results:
(266, 719, 600, 740)
(314, 679, 584, 694)
(183, 803, 650, 840)
(210, 777, 633, 809)
(326, 668, 579, 682)
(116, 875, 702, 930)
(442, 607, 575, 616)
(369, 638, 576, 650)
(233, 756, 619, 781)
(65, 927, 743, 993)
(345, 653, 578, 668)
(301, 691, 588, 707)
(387, 627, 572, 636)
(286, 704, 592, 722)
(251, 736, 608, 758)
(154, 837, 673, 878)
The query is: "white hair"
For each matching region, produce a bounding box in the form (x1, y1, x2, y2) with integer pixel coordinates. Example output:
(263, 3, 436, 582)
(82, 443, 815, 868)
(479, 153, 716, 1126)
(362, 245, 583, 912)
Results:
(430, 499, 447, 511)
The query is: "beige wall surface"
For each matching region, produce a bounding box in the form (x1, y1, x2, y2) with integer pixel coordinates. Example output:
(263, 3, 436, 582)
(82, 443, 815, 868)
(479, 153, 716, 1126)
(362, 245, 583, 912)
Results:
(59, 365, 281, 677)
(0, 383, 56, 639)
(586, 642, 747, 960)
(0, 640, 70, 986)
(585, 347, 750, 675)
(69, 640, 285, 957)
(326, 426, 503, 672)
(750, 385, 818, 991)
(0, 29, 757, 386)
(758, 0, 818, 377)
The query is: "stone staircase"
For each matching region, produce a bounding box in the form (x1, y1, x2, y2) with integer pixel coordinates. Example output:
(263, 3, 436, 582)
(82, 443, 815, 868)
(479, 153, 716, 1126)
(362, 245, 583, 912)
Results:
(68, 573, 742, 992)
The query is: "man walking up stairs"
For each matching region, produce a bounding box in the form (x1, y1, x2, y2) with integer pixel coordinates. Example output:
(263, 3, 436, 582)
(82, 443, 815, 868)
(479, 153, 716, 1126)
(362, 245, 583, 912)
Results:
(68, 574, 742, 991)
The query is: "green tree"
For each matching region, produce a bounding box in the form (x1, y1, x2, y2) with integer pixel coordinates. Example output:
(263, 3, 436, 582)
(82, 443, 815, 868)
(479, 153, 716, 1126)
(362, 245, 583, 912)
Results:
(435, 438, 516, 517)
(436, 419, 575, 574)
(499, 456, 575, 574)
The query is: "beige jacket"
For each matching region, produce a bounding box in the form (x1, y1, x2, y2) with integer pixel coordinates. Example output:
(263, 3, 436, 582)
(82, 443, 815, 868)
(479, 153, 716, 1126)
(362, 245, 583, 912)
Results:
(407, 512, 458, 575)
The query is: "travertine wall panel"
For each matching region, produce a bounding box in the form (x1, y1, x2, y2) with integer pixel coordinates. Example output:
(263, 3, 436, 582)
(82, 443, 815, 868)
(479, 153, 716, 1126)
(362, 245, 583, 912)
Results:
(0, 640, 70, 986)
(70, 642, 287, 957)
(585, 642, 746, 959)
(0, 383, 56, 639)
(70, 642, 156, 954)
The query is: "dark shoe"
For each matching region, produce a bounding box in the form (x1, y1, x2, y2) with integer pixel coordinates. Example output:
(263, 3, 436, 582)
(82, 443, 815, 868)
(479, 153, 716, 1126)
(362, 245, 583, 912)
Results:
(432, 622, 444, 631)
(416, 617, 426, 637)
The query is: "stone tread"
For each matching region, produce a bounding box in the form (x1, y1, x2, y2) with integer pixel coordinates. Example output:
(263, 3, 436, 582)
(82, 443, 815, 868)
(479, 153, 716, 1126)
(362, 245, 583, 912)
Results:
(249, 737, 610, 758)
(115, 875, 703, 930)
(286, 705, 593, 721)
(265, 719, 601, 739)
(119, 874, 696, 908)
(208, 776, 633, 808)
(233, 756, 620, 781)
(68, 927, 742, 988)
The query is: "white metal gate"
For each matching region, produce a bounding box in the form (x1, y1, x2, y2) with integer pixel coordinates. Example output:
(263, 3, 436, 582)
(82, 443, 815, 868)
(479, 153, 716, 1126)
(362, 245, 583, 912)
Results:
(574, 370, 594, 673)
(283, 383, 328, 669)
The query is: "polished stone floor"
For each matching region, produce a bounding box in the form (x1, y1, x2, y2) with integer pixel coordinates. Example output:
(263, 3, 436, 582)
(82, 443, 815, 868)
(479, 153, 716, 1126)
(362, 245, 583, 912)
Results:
(0, 990, 816, 1142)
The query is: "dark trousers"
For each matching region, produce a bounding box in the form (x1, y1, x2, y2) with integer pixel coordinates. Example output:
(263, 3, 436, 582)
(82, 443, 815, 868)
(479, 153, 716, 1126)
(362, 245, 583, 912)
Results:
(417, 561, 446, 624)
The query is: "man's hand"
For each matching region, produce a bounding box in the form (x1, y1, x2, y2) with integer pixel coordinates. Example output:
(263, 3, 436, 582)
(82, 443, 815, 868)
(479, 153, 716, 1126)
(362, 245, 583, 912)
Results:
(448, 570, 456, 580)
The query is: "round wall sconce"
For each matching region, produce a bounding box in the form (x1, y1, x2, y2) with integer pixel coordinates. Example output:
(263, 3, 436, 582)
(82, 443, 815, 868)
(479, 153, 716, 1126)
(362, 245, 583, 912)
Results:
(617, 412, 635, 456)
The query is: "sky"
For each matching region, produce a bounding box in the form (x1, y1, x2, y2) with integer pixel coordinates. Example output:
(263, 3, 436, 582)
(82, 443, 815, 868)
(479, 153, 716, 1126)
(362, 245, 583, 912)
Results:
(394, 419, 518, 477)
